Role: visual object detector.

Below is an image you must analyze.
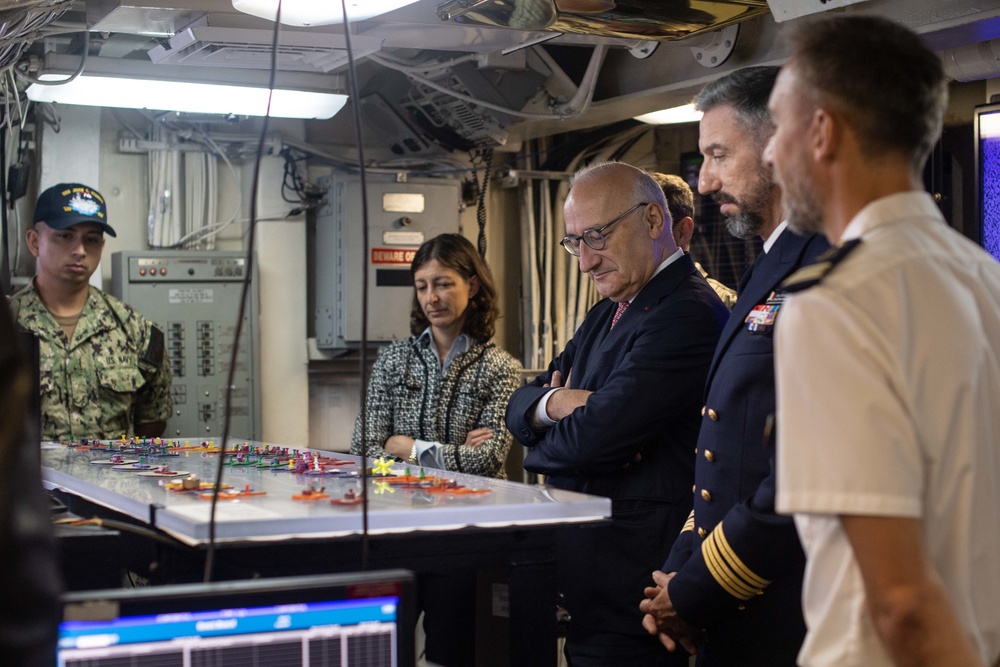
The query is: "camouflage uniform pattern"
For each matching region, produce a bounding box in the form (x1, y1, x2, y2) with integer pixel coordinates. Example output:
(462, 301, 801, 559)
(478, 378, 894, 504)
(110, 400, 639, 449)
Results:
(10, 283, 173, 441)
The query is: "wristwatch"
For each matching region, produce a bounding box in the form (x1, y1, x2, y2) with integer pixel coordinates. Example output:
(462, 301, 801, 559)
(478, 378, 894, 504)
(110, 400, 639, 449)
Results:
(407, 442, 418, 465)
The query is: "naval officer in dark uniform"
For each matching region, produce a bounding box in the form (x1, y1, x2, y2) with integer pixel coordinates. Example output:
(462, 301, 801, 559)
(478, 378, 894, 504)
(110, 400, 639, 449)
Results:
(639, 66, 829, 665)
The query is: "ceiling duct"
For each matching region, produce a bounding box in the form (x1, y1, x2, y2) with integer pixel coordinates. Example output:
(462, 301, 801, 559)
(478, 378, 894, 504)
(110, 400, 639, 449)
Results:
(436, 0, 770, 41)
(400, 56, 550, 151)
(148, 22, 384, 73)
(87, 0, 205, 38)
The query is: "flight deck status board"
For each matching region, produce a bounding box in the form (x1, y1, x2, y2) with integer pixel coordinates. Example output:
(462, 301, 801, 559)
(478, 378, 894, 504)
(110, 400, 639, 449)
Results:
(40, 437, 610, 546)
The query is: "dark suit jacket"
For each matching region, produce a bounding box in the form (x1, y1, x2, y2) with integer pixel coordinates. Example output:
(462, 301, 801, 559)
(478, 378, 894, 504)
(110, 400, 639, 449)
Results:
(507, 254, 728, 636)
(663, 229, 829, 665)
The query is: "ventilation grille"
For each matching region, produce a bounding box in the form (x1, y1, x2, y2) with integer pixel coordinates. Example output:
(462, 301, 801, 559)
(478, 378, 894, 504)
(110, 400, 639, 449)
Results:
(401, 60, 547, 150)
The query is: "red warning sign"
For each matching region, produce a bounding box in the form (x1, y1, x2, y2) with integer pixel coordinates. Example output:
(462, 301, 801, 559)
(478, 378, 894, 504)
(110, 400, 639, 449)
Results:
(371, 247, 417, 265)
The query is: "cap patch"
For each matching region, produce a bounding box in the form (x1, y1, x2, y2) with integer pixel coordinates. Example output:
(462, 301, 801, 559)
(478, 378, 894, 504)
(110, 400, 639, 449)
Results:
(66, 191, 104, 219)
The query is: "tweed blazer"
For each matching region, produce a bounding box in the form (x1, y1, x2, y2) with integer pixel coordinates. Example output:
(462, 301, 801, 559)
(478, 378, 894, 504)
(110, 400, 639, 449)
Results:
(351, 335, 521, 478)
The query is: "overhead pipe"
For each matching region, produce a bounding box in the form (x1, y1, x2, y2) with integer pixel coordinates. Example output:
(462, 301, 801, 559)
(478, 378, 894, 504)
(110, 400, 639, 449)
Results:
(553, 44, 608, 117)
(941, 38, 1000, 82)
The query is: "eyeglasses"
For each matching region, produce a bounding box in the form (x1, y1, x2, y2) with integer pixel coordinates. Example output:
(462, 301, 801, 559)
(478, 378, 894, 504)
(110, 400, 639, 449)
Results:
(560, 202, 648, 256)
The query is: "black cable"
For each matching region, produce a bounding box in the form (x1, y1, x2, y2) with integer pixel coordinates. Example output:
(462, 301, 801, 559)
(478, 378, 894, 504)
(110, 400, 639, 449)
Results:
(280, 147, 308, 203)
(1, 108, 10, 297)
(474, 147, 493, 259)
(202, 0, 282, 585)
(341, 0, 372, 571)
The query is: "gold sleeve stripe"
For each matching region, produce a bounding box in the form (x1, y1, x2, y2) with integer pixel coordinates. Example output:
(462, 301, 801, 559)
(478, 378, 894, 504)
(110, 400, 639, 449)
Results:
(681, 510, 695, 533)
(702, 532, 758, 600)
(700, 525, 773, 600)
(714, 525, 771, 589)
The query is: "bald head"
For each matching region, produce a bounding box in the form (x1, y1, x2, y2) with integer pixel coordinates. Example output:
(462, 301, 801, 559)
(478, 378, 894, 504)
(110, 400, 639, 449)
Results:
(563, 161, 677, 302)
(568, 161, 668, 212)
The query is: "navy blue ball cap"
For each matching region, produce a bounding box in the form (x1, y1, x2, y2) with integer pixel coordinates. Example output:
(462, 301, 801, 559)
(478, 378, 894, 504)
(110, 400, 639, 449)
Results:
(33, 183, 116, 237)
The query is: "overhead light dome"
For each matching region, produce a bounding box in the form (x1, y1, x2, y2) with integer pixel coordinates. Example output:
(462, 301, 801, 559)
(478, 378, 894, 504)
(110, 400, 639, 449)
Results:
(231, 0, 421, 26)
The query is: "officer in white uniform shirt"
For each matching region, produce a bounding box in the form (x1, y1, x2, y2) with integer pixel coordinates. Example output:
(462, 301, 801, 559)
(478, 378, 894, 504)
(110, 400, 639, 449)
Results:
(766, 14, 1000, 667)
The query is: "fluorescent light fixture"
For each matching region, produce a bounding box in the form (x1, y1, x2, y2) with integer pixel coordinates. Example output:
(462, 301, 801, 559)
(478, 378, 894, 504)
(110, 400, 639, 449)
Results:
(634, 104, 703, 125)
(231, 0, 421, 26)
(26, 74, 348, 120)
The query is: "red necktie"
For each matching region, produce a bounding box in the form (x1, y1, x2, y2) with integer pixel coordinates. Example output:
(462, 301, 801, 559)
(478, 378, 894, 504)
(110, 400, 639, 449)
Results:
(611, 301, 629, 329)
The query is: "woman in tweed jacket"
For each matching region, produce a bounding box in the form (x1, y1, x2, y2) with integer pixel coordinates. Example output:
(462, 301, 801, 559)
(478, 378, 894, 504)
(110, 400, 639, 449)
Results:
(350, 233, 521, 479)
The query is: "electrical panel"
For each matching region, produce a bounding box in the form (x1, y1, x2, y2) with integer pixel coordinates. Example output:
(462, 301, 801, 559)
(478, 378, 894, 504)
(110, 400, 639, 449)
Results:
(110, 251, 260, 440)
(314, 174, 461, 352)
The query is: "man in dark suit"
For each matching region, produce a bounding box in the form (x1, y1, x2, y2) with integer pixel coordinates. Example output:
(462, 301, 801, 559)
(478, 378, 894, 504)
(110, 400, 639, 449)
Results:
(639, 66, 829, 665)
(506, 160, 728, 666)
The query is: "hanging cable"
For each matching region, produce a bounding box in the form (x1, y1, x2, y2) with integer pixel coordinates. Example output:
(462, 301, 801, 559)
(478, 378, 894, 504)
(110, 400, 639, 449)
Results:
(279, 146, 326, 215)
(1, 104, 9, 296)
(340, 0, 374, 572)
(202, 0, 281, 585)
(471, 147, 493, 259)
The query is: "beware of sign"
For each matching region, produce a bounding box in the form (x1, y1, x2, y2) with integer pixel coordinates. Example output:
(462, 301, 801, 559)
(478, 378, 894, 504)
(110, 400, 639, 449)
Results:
(371, 247, 417, 266)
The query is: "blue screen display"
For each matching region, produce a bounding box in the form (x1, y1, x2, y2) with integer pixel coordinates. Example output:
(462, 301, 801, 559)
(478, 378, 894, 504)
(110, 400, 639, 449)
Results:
(980, 108, 1000, 262)
(59, 596, 399, 650)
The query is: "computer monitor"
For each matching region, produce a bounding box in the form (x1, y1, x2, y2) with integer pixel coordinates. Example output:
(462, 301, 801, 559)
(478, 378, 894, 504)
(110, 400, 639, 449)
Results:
(57, 569, 416, 667)
(974, 102, 1000, 262)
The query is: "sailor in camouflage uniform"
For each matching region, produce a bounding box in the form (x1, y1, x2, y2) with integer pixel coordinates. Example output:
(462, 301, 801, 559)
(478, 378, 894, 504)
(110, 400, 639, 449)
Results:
(10, 183, 171, 441)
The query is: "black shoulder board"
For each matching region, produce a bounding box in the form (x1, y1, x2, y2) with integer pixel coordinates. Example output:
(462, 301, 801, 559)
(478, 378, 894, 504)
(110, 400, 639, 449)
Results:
(142, 325, 165, 367)
(780, 239, 862, 293)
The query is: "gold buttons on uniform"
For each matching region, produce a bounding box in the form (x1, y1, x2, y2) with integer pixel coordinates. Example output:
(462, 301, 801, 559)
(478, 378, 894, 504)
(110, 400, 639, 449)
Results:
(698, 527, 707, 538)
(706, 408, 719, 421)
(692, 484, 696, 493)
(701, 489, 712, 502)
(704, 450, 715, 462)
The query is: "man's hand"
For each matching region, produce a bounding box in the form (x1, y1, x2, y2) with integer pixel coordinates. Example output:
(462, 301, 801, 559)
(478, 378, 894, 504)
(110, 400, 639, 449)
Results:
(639, 570, 701, 655)
(384, 434, 415, 458)
(463, 428, 493, 447)
(545, 368, 573, 389)
(544, 388, 592, 421)
(543, 367, 592, 420)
